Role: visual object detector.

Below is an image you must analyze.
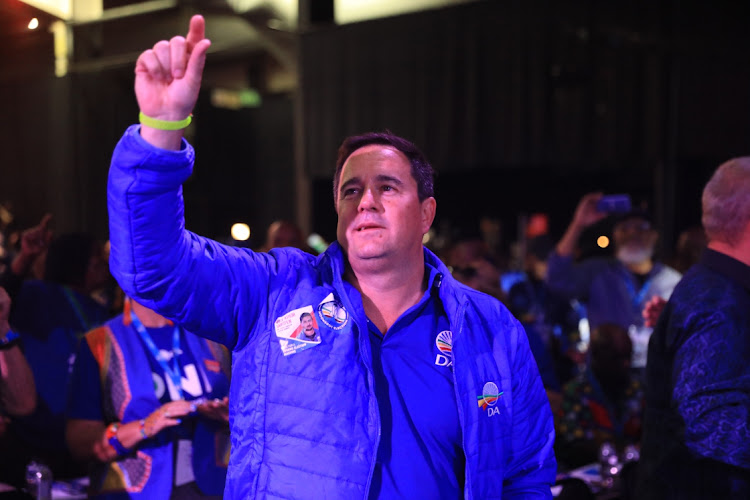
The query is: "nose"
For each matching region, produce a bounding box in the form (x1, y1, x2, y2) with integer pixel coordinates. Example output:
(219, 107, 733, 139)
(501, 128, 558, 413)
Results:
(357, 187, 380, 212)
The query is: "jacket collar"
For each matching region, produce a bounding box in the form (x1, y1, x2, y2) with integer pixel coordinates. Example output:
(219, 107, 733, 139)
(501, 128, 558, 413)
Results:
(320, 242, 460, 294)
(320, 242, 470, 328)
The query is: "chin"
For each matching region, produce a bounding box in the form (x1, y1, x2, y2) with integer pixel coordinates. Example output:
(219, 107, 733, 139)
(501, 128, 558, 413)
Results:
(346, 241, 391, 260)
(350, 249, 388, 261)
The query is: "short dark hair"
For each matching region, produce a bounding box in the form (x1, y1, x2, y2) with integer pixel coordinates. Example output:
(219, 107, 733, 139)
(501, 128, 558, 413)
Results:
(300, 312, 312, 322)
(333, 131, 435, 205)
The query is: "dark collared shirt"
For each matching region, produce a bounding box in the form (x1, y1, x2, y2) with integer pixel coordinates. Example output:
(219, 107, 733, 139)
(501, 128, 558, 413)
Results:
(638, 249, 750, 498)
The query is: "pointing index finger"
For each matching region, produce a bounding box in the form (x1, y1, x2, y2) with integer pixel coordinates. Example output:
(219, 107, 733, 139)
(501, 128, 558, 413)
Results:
(39, 213, 53, 230)
(185, 15, 206, 52)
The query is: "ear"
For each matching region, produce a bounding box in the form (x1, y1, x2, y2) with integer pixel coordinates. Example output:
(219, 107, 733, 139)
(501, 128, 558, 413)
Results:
(420, 197, 437, 234)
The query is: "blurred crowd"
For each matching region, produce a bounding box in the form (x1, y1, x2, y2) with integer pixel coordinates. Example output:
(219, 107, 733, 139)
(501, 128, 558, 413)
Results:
(0, 189, 722, 498)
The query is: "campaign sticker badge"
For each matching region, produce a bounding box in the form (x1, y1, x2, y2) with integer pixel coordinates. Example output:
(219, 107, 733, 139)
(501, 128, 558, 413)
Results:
(317, 293, 349, 331)
(274, 305, 322, 357)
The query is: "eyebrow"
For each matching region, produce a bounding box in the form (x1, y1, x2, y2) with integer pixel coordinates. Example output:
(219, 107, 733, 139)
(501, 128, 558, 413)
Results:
(338, 174, 405, 195)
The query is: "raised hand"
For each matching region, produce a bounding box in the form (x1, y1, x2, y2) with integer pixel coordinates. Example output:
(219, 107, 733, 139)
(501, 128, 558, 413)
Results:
(571, 192, 607, 230)
(556, 192, 609, 257)
(11, 213, 53, 277)
(142, 399, 197, 438)
(197, 396, 229, 424)
(134, 15, 211, 125)
(21, 213, 53, 254)
(642, 295, 667, 328)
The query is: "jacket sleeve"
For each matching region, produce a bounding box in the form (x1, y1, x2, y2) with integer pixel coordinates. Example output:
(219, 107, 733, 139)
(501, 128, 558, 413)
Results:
(502, 318, 557, 498)
(107, 126, 280, 348)
(673, 313, 750, 470)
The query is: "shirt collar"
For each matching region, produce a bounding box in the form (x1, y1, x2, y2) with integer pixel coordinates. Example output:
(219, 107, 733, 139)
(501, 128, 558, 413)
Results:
(701, 248, 750, 291)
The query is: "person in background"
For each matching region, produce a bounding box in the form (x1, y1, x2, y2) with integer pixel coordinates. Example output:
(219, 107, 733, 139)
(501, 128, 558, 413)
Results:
(261, 220, 306, 251)
(555, 323, 644, 470)
(0, 286, 37, 490)
(637, 157, 750, 499)
(106, 15, 555, 499)
(66, 298, 230, 499)
(6, 226, 112, 479)
(508, 234, 582, 389)
(444, 236, 505, 301)
(546, 194, 681, 371)
(0, 213, 53, 293)
(668, 225, 707, 274)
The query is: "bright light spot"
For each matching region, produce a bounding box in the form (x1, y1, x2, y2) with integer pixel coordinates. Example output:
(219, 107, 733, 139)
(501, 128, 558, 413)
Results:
(422, 233, 430, 244)
(231, 223, 250, 241)
(28, 18, 39, 30)
(307, 233, 328, 254)
(597, 235, 610, 248)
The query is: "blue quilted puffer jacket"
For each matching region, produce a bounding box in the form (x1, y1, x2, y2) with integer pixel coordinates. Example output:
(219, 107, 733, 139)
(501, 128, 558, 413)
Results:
(108, 125, 556, 499)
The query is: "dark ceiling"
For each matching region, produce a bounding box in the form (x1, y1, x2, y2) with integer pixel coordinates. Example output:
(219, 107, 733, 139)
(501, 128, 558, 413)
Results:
(0, 0, 297, 91)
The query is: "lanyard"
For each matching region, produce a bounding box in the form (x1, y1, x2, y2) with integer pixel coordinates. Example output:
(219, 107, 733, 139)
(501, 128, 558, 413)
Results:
(620, 270, 654, 311)
(62, 286, 92, 333)
(130, 310, 183, 399)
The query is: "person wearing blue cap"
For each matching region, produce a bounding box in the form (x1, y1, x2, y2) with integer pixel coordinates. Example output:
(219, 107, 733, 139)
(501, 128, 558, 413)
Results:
(546, 193, 682, 371)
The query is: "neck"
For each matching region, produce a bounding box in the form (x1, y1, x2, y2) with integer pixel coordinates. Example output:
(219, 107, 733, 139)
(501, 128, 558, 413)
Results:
(625, 259, 653, 275)
(130, 300, 170, 328)
(345, 253, 427, 334)
(708, 239, 750, 266)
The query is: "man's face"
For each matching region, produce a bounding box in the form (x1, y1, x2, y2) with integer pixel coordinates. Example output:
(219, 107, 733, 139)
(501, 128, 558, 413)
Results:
(613, 217, 658, 264)
(301, 315, 314, 335)
(335, 145, 435, 264)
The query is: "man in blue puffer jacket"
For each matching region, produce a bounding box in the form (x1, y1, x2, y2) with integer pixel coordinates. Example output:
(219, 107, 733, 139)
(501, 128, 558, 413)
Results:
(107, 15, 556, 499)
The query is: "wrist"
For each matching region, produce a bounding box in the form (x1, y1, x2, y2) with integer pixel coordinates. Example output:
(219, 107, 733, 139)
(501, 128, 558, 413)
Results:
(105, 422, 131, 456)
(0, 328, 20, 350)
(139, 418, 149, 439)
(139, 111, 192, 131)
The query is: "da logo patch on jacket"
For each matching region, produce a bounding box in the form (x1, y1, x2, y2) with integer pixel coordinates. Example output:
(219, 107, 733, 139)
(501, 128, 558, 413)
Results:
(478, 381, 503, 417)
(317, 293, 349, 330)
(434, 330, 453, 367)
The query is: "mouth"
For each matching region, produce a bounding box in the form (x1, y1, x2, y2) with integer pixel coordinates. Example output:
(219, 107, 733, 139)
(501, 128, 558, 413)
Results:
(355, 224, 383, 232)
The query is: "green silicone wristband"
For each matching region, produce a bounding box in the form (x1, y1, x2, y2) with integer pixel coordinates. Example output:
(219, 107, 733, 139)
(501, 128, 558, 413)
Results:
(139, 111, 192, 130)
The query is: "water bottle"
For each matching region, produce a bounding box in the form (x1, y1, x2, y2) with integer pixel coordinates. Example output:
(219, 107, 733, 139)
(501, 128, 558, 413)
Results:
(25, 461, 52, 500)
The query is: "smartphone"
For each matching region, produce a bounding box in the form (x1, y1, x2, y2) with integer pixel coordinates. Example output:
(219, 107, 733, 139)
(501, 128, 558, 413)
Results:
(596, 194, 631, 214)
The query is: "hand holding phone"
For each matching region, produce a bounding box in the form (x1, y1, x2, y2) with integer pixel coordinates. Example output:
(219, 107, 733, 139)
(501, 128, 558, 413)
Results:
(596, 194, 631, 214)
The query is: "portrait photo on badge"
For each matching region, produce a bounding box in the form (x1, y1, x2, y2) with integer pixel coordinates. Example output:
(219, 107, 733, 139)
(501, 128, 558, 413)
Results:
(274, 305, 322, 357)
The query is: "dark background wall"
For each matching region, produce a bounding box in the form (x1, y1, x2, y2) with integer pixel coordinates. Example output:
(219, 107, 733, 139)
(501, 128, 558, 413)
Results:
(302, 0, 750, 249)
(1, 0, 748, 256)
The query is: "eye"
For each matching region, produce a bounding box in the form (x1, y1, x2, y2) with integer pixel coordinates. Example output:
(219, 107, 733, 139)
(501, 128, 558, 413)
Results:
(342, 187, 359, 198)
(381, 185, 394, 192)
